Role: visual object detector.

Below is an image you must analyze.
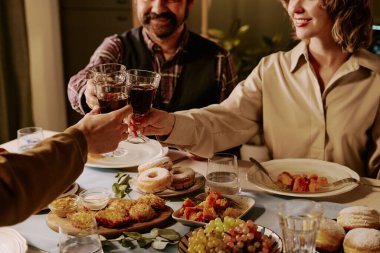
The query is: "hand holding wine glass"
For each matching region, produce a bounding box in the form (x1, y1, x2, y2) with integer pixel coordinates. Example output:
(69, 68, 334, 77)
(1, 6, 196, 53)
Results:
(126, 69, 161, 144)
(91, 63, 129, 157)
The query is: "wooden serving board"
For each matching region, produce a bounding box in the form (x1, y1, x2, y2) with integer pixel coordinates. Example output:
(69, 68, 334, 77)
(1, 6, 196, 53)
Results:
(46, 206, 173, 238)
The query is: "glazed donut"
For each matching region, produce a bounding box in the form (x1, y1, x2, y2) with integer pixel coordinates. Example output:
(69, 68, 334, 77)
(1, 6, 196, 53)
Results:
(316, 218, 345, 252)
(138, 156, 173, 174)
(170, 167, 195, 190)
(343, 228, 380, 253)
(337, 206, 380, 230)
(137, 167, 172, 193)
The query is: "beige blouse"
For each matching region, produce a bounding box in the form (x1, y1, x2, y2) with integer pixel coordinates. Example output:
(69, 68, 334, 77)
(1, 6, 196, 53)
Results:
(164, 41, 380, 178)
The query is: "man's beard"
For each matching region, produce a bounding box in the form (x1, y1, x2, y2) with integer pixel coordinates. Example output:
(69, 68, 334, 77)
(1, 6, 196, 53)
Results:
(142, 11, 181, 38)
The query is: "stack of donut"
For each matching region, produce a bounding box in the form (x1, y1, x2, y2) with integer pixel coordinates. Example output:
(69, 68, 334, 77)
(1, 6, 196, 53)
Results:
(316, 205, 380, 253)
(136, 156, 196, 193)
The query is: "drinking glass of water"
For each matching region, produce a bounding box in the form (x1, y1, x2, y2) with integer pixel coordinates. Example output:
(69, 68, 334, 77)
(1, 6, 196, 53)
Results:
(206, 153, 240, 195)
(277, 200, 323, 253)
(17, 127, 44, 152)
(59, 217, 103, 253)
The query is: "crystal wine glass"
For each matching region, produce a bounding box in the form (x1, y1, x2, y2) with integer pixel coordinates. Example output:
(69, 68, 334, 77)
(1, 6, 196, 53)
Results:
(90, 63, 128, 157)
(125, 69, 161, 144)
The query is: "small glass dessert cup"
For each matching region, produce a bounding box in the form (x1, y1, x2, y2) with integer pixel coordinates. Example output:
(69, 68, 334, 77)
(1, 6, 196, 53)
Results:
(48, 194, 80, 218)
(79, 187, 111, 211)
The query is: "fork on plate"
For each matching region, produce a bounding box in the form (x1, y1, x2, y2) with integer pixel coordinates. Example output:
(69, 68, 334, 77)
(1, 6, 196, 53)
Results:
(321, 177, 380, 190)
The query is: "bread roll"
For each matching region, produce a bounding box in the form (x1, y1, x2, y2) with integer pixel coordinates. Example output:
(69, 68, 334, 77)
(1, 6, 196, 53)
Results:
(343, 228, 380, 253)
(316, 218, 345, 252)
(337, 206, 380, 230)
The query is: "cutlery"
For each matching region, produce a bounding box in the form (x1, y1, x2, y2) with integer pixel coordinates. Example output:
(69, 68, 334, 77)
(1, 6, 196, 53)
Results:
(249, 157, 276, 184)
(322, 177, 380, 190)
(249, 157, 288, 191)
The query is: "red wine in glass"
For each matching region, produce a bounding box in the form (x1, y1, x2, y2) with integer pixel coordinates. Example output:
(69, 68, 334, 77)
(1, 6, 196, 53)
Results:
(129, 84, 156, 116)
(99, 97, 128, 113)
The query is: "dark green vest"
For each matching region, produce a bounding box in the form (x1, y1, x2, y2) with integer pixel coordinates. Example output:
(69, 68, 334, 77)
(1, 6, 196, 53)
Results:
(119, 27, 221, 112)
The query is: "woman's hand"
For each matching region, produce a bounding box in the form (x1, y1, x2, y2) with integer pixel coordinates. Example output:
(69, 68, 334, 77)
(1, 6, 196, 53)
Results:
(131, 108, 175, 136)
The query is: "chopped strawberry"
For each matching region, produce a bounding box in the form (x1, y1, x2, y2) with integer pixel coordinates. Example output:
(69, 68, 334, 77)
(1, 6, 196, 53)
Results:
(182, 198, 196, 208)
(293, 176, 308, 192)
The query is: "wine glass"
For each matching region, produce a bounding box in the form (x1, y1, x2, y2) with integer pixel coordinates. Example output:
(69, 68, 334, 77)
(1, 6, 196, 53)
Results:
(125, 69, 161, 144)
(90, 63, 129, 157)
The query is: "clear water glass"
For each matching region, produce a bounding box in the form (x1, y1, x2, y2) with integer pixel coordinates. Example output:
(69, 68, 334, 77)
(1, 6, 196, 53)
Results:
(277, 200, 323, 253)
(206, 153, 240, 195)
(59, 217, 103, 253)
(17, 127, 44, 151)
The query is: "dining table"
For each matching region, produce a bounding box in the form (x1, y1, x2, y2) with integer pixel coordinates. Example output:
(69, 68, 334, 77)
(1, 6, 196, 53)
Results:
(1, 130, 380, 253)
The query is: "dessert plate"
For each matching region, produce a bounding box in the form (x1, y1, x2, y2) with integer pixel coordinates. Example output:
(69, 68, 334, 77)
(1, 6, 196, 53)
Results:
(247, 159, 360, 197)
(0, 227, 27, 253)
(86, 139, 168, 169)
(172, 195, 255, 227)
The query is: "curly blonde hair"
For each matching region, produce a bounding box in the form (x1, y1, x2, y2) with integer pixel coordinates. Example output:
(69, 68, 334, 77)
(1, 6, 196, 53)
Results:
(280, 0, 373, 52)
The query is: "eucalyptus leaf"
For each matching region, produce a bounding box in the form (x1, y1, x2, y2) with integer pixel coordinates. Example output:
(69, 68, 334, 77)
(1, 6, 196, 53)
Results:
(101, 240, 118, 251)
(152, 240, 169, 250)
(124, 232, 143, 240)
(155, 228, 181, 241)
(112, 172, 132, 198)
(137, 238, 154, 248)
(120, 238, 135, 249)
(150, 228, 159, 237)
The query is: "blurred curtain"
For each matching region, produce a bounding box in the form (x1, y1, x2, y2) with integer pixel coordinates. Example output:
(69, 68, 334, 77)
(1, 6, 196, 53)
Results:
(0, 0, 33, 143)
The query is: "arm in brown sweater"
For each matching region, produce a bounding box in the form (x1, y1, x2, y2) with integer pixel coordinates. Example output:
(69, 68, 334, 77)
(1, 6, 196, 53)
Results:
(0, 128, 86, 226)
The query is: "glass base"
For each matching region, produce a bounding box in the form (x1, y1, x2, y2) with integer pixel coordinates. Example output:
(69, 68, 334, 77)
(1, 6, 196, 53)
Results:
(126, 135, 150, 144)
(101, 147, 128, 157)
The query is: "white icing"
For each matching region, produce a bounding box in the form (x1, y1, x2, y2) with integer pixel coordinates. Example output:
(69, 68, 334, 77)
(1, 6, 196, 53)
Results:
(344, 228, 380, 249)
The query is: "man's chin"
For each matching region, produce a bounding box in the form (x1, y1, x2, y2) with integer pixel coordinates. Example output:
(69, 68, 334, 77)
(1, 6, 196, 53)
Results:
(147, 26, 177, 39)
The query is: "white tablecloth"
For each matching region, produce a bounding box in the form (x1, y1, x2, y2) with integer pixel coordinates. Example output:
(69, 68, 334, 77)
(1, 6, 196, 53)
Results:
(2, 131, 379, 252)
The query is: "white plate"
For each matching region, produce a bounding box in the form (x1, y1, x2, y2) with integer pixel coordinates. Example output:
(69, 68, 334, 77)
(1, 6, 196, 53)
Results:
(131, 172, 205, 197)
(178, 224, 282, 253)
(172, 195, 255, 227)
(0, 227, 27, 253)
(247, 158, 360, 197)
(86, 140, 168, 168)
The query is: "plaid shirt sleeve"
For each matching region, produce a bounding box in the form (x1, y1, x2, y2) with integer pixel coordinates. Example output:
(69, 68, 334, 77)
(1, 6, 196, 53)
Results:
(67, 34, 124, 114)
(216, 50, 238, 102)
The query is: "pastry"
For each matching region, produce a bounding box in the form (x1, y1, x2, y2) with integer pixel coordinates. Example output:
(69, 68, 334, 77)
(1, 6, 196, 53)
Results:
(137, 167, 172, 193)
(343, 228, 380, 253)
(170, 166, 196, 190)
(95, 209, 131, 228)
(337, 206, 380, 230)
(315, 217, 345, 252)
(129, 203, 157, 222)
(137, 156, 173, 174)
(137, 194, 166, 210)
